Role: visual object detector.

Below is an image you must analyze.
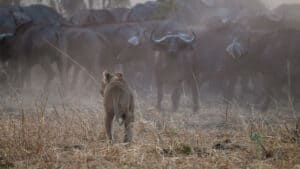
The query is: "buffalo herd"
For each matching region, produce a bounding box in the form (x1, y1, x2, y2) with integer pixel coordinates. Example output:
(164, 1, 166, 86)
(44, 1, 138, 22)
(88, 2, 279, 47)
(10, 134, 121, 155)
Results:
(0, 0, 300, 112)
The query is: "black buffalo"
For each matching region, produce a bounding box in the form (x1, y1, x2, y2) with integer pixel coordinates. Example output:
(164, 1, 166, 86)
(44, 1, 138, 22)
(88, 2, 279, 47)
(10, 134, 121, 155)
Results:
(70, 9, 116, 26)
(193, 21, 247, 102)
(109, 7, 130, 22)
(63, 27, 111, 89)
(273, 4, 300, 31)
(0, 4, 67, 34)
(0, 16, 66, 90)
(151, 26, 198, 112)
(60, 0, 87, 17)
(243, 29, 300, 110)
(0, 7, 15, 34)
(0, 0, 20, 6)
(126, 1, 169, 22)
(219, 27, 300, 111)
(74, 20, 161, 95)
(16, 4, 66, 26)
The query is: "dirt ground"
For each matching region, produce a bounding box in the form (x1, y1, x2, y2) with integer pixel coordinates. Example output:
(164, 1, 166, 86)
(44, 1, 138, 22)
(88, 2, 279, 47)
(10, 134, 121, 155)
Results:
(0, 89, 299, 169)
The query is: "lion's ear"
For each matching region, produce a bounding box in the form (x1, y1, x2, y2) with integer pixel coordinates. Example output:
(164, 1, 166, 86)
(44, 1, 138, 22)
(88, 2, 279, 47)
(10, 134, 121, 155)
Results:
(103, 71, 112, 83)
(115, 72, 123, 79)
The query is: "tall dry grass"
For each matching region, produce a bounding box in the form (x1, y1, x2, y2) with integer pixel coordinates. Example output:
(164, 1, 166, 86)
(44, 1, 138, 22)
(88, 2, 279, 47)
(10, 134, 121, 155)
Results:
(0, 93, 299, 169)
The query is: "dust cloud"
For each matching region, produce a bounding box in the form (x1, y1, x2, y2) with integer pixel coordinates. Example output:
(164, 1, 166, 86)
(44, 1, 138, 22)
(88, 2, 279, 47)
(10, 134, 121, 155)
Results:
(132, 0, 299, 8)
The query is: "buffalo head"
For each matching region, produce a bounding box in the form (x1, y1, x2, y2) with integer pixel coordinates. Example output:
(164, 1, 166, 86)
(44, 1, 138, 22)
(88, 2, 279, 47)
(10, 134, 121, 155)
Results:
(225, 24, 252, 60)
(0, 33, 13, 41)
(151, 31, 196, 56)
(0, 33, 14, 62)
(10, 11, 32, 28)
(226, 37, 248, 59)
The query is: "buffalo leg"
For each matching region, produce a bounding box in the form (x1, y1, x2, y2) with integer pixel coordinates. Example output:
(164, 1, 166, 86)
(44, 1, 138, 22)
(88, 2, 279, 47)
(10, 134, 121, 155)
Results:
(156, 80, 163, 111)
(16, 62, 31, 91)
(259, 92, 272, 112)
(88, 0, 93, 8)
(223, 76, 238, 104)
(41, 63, 55, 91)
(102, 0, 106, 8)
(21, 67, 31, 91)
(185, 76, 200, 113)
(291, 79, 300, 104)
(71, 68, 81, 90)
(171, 84, 183, 112)
(240, 75, 253, 96)
(189, 81, 199, 113)
(21, 66, 32, 91)
(56, 60, 67, 90)
(258, 74, 279, 111)
(18, 63, 27, 90)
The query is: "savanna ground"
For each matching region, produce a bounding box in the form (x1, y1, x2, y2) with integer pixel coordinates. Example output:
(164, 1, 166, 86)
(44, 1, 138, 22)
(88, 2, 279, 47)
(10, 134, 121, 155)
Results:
(0, 84, 299, 169)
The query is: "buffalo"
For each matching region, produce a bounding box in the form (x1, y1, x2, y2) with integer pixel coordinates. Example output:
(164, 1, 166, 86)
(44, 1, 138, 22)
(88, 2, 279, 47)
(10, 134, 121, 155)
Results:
(63, 21, 153, 92)
(150, 24, 198, 112)
(60, 0, 87, 17)
(244, 29, 300, 110)
(273, 4, 300, 31)
(192, 21, 246, 102)
(0, 0, 20, 6)
(16, 4, 66, 26)
(126, 1, 169, 22)
(0, 4, 67, 34)
(63, 27, 111, 89)
(90, 21, 162, 94)
(0, 7, 16, 34)
(219, 26, 300, 111)
(70, 9, 116, 26)
(0, 14, 66, 90)
(109, 7, 130, 22)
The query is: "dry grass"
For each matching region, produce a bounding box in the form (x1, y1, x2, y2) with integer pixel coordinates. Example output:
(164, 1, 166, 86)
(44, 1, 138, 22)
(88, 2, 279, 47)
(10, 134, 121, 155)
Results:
(0, 93, 299, 169)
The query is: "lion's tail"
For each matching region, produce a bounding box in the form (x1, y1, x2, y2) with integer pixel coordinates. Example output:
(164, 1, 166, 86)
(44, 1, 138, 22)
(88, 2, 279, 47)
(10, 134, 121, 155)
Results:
(113, 94, 124, 126)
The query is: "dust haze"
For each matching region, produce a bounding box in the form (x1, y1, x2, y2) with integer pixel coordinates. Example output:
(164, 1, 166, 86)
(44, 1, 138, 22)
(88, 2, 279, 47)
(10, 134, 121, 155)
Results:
(0, 0, 299, 168)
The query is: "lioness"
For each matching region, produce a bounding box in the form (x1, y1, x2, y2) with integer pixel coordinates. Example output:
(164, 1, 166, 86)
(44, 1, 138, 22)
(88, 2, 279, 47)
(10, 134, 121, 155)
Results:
(100, 71, 134, 142)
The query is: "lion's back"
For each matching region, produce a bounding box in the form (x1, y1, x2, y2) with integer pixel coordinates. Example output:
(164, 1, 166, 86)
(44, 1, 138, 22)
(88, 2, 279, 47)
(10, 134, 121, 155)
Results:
(103, 80, 134, 113)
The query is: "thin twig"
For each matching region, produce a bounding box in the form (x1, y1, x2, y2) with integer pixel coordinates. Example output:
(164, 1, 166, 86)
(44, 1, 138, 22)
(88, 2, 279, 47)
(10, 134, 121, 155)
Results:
(44, 39, 98, 85)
